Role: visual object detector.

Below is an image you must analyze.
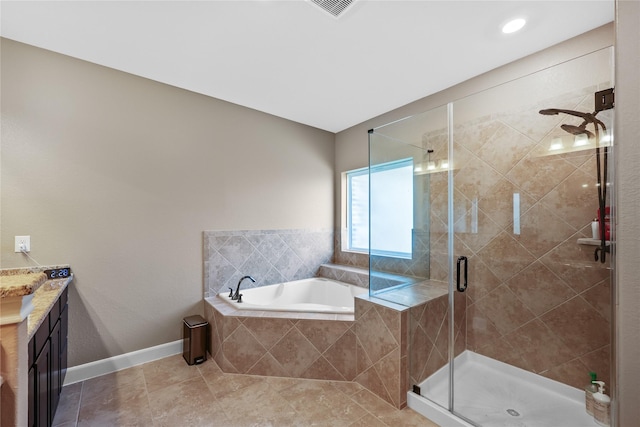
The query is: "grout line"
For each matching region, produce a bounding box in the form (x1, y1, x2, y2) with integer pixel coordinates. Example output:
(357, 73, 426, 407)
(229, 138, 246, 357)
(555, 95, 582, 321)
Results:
(74, 380, 84, 426)
(140, 362, 154, 425)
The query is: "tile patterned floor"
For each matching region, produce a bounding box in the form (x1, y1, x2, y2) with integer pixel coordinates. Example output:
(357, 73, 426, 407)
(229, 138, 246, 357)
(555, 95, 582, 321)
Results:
(52, 354, 440, 426)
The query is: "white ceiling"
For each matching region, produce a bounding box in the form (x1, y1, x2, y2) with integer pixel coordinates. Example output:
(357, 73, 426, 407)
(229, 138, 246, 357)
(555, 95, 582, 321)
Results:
(1, 1, 614, 133)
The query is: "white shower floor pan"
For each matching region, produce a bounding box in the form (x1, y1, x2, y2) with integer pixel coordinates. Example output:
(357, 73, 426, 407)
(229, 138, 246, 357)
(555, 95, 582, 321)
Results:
(408, 351, 601, 427)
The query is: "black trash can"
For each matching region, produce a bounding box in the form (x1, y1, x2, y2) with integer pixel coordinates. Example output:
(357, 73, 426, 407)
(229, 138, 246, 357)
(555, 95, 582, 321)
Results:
(183, 315, 208, 365)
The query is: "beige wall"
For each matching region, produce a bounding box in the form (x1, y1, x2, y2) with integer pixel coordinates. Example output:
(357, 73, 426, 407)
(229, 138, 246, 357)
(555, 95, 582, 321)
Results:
(0, 39, 335, 366)
(614, 0, 640, 425)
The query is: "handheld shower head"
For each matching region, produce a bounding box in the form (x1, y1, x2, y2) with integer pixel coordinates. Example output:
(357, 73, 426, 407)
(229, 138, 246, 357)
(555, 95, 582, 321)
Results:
(538, 108, 592, 121)
(540, 98, 610, 263)
(540, 107, 604, 136)
(561, 124, 595, 138)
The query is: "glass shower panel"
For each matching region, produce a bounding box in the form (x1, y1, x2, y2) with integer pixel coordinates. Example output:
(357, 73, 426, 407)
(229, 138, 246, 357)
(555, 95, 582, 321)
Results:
(369, 105, 451, 411)
(450, 47, 614, 426)
(367, 131, 428, 296)
(368, 106, 449, 299)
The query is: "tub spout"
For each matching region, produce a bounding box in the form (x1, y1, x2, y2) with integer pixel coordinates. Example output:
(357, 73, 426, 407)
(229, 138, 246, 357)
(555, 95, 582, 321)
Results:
(232, 275, 255, 301)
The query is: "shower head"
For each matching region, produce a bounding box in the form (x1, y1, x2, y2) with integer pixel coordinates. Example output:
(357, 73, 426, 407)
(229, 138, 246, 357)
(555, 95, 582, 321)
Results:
(561, 124, 595, 138)
(540, 107, 606, 135)
(538, 108, 592, 121)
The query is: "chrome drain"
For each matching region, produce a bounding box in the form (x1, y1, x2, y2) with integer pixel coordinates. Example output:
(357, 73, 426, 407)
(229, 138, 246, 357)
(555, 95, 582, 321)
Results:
(506, 409, 521, 417)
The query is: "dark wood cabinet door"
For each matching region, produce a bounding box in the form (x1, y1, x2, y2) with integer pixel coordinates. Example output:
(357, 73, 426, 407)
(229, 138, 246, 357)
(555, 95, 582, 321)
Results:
(50, 318, 61, 420)
(28, 366, 35, 427)
(34, 338, 50, 427)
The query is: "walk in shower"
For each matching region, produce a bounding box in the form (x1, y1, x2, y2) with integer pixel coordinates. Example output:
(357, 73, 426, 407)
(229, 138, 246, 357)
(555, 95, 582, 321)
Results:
(368, 47, 614, 427)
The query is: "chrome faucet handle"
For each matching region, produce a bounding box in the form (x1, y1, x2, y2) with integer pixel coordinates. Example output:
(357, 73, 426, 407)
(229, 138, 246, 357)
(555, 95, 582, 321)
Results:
(228, 287, 234, 298)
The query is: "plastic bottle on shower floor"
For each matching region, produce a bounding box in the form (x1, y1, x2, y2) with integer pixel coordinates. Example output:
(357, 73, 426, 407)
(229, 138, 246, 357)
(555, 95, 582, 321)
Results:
(592, 380, 611, 426)
(585, 372, 598, 416)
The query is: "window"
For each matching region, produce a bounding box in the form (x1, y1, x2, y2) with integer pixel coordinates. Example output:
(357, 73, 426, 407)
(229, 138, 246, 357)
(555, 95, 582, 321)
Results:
(346, 158, 413, 258)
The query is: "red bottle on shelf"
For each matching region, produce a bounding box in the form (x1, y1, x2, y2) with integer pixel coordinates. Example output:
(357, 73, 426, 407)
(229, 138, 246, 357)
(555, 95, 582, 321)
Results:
(597, 207, 610, 240)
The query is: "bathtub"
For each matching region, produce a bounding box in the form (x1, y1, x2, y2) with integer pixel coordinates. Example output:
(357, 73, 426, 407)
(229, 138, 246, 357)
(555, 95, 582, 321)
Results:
(216, 277, 366, 314)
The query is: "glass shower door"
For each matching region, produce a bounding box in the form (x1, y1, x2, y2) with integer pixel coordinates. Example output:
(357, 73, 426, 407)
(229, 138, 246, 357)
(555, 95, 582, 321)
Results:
(450, 47, 614, 426)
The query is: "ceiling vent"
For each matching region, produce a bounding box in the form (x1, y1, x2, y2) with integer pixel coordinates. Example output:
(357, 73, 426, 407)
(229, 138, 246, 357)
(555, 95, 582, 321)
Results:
(309, 0, 356, 18)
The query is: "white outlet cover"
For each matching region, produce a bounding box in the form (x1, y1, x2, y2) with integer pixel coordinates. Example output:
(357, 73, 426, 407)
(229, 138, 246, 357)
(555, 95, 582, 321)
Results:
(15, 235, 31, 252)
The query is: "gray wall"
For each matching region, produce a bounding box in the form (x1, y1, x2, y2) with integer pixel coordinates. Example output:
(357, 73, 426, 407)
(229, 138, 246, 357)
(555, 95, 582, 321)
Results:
(0, 39, 335, 366)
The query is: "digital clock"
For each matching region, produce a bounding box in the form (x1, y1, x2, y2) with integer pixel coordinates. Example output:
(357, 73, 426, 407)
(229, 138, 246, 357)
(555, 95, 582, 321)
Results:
(44, 268, 72, 280)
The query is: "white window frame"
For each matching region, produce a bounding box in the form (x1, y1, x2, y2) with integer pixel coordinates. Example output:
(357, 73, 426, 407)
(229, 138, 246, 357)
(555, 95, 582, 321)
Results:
(345, 158, 414, 259)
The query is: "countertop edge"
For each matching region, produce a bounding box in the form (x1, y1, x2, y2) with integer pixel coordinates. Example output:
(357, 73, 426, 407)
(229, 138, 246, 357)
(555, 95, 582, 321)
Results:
(27, 275, 73, 340)
(1, 265, 71, 298)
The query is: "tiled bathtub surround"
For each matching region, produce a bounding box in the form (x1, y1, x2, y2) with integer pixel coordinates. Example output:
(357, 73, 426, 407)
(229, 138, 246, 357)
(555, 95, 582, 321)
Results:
(425, 86, 613, 390)
(317, 264, 369, 288)
(204, 229, 333, 298)
(333, 228, 369, 269)
(334, 228, 431, 293)
(205, 294, 409, 409)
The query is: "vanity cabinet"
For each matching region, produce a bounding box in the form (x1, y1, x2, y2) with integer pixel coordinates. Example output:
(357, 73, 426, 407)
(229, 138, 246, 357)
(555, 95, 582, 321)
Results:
(27, 287, 68, 427)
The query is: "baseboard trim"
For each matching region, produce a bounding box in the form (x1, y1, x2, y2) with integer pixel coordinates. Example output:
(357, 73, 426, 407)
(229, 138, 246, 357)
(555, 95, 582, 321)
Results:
(63, 339, 183, 385)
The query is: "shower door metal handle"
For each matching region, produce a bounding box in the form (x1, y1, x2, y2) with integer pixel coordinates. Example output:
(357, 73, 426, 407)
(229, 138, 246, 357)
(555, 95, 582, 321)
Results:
(456, 256, 468, 292)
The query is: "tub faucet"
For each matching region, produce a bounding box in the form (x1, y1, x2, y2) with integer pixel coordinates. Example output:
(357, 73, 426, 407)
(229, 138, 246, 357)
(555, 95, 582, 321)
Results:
(232, 275, 255, 301)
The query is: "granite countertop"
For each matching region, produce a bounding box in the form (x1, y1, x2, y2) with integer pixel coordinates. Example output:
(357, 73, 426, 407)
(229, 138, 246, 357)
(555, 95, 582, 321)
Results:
(0, 271, 48, 298)
(0, 265, 72, 339)
(27, 276, 72, 339)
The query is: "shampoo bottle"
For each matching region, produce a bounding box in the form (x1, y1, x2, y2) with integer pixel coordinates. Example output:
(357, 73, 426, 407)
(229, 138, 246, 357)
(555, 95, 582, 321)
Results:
(585, 372, 598, 415)
(592, 219, 600, 240)
(592, 380, 611, 426)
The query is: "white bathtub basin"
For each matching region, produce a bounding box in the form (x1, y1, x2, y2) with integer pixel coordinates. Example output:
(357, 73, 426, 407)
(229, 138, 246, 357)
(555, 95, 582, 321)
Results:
(217, 277, 366, 314)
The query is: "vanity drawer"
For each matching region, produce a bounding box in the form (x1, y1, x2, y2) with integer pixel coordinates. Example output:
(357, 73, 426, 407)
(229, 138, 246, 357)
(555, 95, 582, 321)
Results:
(30, 313, 50, 365)
(59, 287, 68, 314)
(50, 298, 61, 332)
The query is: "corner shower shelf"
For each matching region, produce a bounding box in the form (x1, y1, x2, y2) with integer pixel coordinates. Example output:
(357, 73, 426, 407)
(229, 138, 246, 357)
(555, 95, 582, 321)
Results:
(577, 238, 611, 246)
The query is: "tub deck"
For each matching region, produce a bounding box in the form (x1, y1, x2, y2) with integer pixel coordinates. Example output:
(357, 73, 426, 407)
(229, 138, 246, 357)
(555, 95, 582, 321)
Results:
(206, 294, 355, 321)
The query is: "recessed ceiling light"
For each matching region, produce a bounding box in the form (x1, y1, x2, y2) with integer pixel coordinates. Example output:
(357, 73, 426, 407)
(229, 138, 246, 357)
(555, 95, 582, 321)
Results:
(502, 18, 526, 34)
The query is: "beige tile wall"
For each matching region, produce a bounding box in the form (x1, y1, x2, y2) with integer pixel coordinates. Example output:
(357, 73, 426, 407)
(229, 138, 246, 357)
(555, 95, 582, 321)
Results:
(353, 297, 408, 409)
(408, 292, 466, 388)
(427, 88, 612, 390)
